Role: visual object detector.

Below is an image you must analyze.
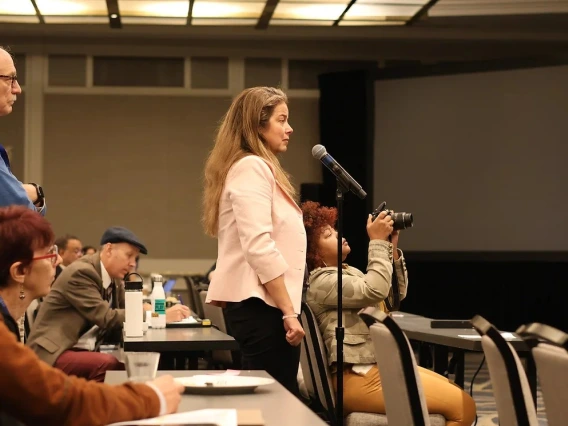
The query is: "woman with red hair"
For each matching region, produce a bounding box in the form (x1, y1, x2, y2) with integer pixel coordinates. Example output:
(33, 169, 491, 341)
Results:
(0, 206, 183, 426)
(301, 201, 476, 426)
(0, 206, 60, 341)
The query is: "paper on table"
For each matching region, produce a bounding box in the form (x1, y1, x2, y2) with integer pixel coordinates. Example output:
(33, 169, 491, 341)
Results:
(106, 409, 237, 426)
(171, 316, 198, 324)
(458, 332, 517, 340)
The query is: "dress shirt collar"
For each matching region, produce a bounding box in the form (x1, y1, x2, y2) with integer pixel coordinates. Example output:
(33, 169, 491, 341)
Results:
(100, 261, 112, 289)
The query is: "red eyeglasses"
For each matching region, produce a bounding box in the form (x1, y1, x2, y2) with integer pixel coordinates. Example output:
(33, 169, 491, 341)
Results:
(32, 245, 59, 266)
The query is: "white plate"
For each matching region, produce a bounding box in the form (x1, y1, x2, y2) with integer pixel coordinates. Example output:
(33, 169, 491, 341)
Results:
(175, 375, 275, 395)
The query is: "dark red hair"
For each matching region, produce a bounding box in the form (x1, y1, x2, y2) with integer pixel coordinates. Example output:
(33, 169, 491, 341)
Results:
(301, 201, 338, 272)
(0, 206, 55, 288)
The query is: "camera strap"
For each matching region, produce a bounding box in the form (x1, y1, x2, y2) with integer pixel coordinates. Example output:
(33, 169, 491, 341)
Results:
(384, 237, 401, 311)
(385, 261, 401, 311)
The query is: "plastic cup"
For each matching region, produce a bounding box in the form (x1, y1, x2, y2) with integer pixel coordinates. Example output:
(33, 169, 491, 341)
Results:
(124, 352, 160, 382)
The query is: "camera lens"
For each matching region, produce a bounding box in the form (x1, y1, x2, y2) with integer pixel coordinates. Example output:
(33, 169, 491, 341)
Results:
(393, 212, 413, 231)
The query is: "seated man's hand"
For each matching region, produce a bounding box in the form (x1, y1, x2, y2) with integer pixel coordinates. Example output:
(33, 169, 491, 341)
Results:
(165, 304, 191, 323)
(143, 302, 152, 312)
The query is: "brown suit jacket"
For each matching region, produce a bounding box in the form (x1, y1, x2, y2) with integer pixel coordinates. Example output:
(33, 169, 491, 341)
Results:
(27, 253, 126, 366)
(0, 315, 159, 426)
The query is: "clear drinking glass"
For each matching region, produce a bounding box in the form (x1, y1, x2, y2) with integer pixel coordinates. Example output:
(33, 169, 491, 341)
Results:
(124, 352, 160, 382)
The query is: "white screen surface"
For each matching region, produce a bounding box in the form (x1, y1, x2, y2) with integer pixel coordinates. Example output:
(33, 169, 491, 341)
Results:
(373, 65, 568, 251)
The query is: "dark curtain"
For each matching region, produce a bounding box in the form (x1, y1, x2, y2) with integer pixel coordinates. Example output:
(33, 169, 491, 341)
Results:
(318, 69, 375, 270)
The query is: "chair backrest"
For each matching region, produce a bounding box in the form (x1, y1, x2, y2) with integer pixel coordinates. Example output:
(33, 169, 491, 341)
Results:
(183, 276, 204, 319)
(471, 315, 538, 426)
(299, 302, 338, 426)
(360, 307, 430, 426)
(299, 334, 316, 398)
(201, 291, 233, 366)
(517, 323, 568, 426)
(199, 291, 207, 313)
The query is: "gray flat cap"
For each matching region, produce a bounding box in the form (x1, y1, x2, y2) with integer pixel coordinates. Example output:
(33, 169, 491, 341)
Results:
(100, 226, 148, 255)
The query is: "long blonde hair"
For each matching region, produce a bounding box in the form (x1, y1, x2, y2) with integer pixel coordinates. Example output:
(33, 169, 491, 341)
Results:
(203, 87, 297, 237)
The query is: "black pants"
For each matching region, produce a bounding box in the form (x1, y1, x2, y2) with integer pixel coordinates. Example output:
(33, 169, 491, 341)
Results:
(224, 297, 300, 396)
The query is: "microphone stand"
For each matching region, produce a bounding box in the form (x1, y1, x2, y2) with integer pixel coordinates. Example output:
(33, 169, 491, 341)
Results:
(335, 179, 348, 426)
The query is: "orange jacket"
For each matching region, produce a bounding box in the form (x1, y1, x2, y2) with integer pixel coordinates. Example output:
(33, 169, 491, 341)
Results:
(0, 317, 159, 426)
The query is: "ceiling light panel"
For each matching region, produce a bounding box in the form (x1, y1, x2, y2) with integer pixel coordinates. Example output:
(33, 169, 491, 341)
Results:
(43, 16, 109, 23)
(0, 0, 37, 15)
(343, 3, 421, 20)
(338, 19, 406, 25)
(271, 18, 334, 25)
(192, 1, 265, 18)
(121, 16, 187, 24)
(35, 0, 107, 16)
(430, 0, 568, 17)
(273, 2, 350, 20)
(0, 16, 40, 23)
(118, 1, 189, 17)
(192, 18, 257, 25)
(357, 0, 425, 4)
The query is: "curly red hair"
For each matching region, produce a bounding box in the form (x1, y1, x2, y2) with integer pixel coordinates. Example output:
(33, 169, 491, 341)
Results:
(301, 201, 337, 272)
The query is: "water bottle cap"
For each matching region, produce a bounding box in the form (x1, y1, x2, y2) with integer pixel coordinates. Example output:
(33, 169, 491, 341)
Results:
(125, 281, 143, 291)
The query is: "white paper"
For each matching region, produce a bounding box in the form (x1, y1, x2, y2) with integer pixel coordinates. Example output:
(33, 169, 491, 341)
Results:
(106, 409, 237, 426)
(171, 316, 198, 324)
(458, 332, 517, 340)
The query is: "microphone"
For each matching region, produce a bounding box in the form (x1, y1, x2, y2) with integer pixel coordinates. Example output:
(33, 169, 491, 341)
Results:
(312, 144, 367, 199)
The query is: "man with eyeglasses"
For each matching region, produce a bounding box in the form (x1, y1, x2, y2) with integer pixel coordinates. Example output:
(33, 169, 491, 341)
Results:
(0, 46, 46, 214)
(54, 234, 84, 278)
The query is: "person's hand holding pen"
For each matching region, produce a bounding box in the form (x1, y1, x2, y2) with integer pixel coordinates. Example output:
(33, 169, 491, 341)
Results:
(165, 304, 191, 323)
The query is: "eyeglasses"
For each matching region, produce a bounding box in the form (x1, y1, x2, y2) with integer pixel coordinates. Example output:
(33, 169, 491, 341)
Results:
(0, 75, 18, 87)
(32, 245, 59, 266)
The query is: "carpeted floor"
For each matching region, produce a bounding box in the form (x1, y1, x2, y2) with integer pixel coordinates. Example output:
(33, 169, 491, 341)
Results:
(463, 352, 547, 426)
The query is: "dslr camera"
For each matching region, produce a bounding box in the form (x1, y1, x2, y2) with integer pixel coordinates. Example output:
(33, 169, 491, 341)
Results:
(371, 201, 413, 231)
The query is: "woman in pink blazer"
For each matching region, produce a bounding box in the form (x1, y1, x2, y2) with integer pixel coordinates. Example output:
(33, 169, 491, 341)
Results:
(203, 87, 306, 395)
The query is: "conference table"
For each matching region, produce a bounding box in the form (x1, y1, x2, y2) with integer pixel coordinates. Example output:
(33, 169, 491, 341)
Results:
(392, 312, 537, 404)
(123, 326, 239, 369)
(105, 370, 327, 426)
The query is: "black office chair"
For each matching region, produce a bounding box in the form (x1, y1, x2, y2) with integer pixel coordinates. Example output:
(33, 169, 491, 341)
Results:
(183, 275, 204, 319)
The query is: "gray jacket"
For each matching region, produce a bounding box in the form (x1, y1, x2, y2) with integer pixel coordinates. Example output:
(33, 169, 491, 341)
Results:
(306, 239, 408, 366)
(27, 253, 125, 366)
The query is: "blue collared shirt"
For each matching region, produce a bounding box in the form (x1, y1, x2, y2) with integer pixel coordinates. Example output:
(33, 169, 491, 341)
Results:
(0, 144, 45, 215)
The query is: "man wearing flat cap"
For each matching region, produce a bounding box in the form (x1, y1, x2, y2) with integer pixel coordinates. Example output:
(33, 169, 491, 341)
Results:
(27, 226, 190, 381)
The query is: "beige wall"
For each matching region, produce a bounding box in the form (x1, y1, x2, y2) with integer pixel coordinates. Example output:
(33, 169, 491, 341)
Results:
(43, 95, 320, 258)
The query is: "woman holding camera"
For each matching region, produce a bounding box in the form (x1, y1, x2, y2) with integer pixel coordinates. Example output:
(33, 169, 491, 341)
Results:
(302, 201, 476, 426)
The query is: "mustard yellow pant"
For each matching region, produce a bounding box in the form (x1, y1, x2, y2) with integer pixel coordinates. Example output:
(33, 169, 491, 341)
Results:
(333, 365, 476, 426)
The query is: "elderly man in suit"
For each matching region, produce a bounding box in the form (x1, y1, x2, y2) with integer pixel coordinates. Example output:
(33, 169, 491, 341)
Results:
(27, 226, 190, 382)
